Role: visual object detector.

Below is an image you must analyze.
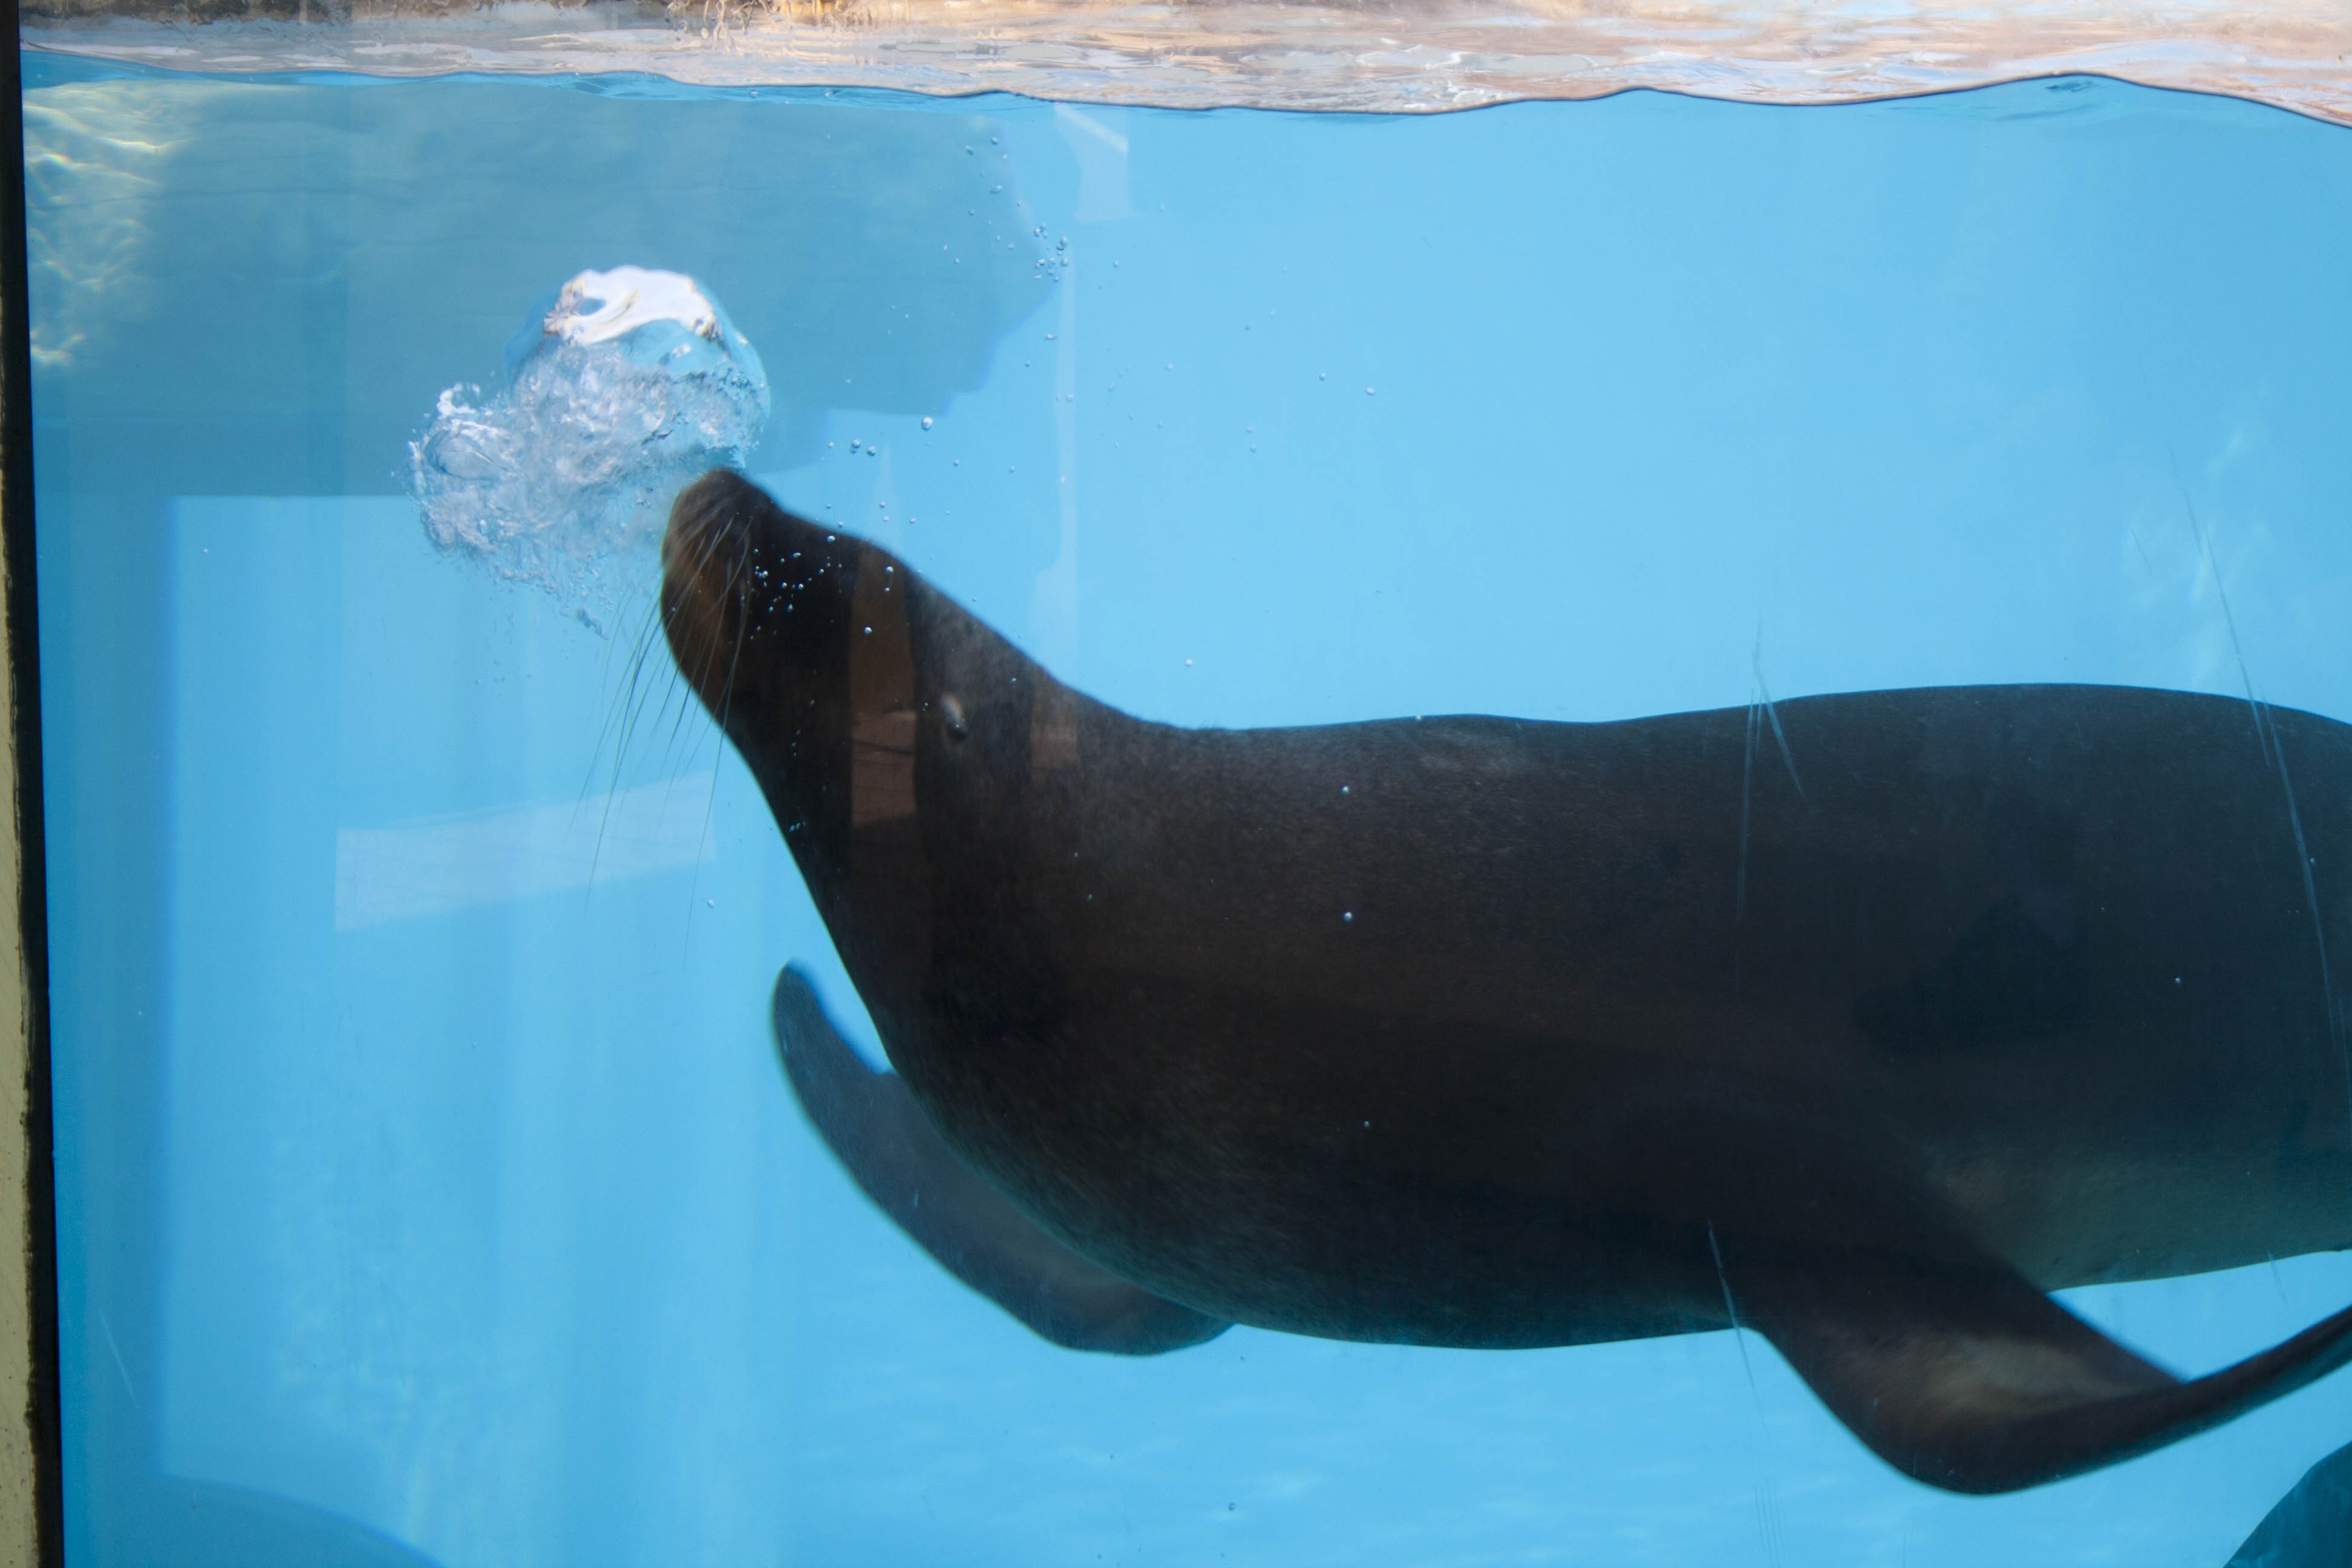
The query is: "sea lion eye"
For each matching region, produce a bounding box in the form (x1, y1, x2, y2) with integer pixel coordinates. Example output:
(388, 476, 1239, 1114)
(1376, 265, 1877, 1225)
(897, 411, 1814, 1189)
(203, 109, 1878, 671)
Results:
(939, 694, 969, 742)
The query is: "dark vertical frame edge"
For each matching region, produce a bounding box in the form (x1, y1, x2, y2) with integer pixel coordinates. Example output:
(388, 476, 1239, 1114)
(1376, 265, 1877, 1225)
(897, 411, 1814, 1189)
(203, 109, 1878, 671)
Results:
(0, 7, 62, 1564)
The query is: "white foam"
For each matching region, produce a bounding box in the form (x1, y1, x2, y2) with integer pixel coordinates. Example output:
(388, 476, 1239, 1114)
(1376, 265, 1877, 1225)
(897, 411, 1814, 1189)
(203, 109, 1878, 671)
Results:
(545, 266, 719, 350)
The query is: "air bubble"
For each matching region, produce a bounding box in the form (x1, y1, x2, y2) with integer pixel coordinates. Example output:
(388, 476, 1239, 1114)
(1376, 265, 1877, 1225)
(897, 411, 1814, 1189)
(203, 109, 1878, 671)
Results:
(409, 266, 767, 622)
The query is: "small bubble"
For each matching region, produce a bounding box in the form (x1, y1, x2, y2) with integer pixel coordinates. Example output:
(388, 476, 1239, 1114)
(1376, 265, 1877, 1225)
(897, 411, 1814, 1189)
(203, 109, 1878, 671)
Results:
(1342, 912, 1354, 923)
(1366, 387, 1377, 396)
(922, 417, 934, 430)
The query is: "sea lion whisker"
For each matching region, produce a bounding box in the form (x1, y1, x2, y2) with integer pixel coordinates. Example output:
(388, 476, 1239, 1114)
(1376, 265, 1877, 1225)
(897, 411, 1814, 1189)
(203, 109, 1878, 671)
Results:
(633, 518, 730, 774)
(673, 517, 753, 713)
(1734, 693, 1759, 1001)
(1707, 1220, 1756, 1392)
(580, 587, 654, 773)
(2267, 733, 2350, 1140)
(704, 525, 759, 760)
(593, 597, 674, 788)
(1750, 629, 1806, 803)
(566, 589, 678, 894)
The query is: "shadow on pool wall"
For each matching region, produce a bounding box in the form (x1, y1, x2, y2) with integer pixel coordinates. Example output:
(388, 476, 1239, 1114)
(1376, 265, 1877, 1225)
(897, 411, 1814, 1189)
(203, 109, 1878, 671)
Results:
(25, 67, 1054, 494)
(22, 51, 2352, 1568)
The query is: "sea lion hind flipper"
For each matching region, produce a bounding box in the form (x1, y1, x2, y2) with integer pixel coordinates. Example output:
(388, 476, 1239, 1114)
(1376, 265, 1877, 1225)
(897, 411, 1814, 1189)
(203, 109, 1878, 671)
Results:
(769, 966, 1230, 1356)
(1739, 1237, 2352, 1494)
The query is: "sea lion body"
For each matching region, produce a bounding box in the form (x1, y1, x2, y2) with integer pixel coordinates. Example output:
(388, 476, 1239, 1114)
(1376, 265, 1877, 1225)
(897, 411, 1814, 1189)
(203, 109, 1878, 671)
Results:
(664, 469, 2352, 1491)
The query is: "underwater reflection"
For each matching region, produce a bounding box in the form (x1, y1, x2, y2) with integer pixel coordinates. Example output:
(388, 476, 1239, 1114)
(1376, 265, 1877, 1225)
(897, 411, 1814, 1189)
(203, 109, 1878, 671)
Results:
(661, 468, 2352, 1497)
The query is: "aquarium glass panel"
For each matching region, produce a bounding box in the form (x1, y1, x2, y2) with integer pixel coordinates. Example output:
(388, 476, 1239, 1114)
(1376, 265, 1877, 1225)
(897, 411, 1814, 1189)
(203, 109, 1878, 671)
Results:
(19, 11, 2352, 1565)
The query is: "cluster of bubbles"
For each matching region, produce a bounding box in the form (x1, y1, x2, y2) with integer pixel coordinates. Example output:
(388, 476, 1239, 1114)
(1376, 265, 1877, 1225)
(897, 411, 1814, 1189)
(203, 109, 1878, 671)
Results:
(1033, 225, 1070, 280)
(410, 266, 769, 628)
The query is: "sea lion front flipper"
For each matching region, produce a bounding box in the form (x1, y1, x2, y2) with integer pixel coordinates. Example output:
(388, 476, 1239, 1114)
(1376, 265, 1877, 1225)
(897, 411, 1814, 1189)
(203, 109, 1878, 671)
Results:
(1734, 1234, 2352, 1494)
(769, 966, 1230, 1356)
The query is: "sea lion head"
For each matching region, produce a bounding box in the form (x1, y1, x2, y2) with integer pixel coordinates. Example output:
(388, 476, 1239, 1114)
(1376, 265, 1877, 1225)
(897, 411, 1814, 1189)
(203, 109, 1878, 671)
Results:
(662, 467, 1068, 1040)
(661, 463, 1060, 804)
(661, 467, 924, 828)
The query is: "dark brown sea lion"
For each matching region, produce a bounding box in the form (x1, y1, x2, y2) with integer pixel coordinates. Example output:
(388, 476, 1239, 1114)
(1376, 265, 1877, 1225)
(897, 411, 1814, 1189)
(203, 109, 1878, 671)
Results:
(661, 467, 2352, 1495)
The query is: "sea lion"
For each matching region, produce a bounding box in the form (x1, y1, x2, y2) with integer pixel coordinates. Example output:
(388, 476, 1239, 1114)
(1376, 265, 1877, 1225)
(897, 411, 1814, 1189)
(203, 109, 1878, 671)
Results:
(661, 468, 2352, 1495)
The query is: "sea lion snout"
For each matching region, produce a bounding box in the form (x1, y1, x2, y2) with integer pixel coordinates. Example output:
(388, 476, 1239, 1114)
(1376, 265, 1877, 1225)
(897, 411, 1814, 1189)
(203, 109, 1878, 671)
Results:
(661, 468, 862, 724)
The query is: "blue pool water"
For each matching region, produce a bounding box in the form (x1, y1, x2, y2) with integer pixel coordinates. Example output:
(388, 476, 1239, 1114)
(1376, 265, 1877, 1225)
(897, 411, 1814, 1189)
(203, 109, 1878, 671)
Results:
(22, 48, 2352, 1565)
